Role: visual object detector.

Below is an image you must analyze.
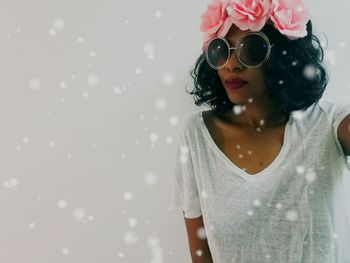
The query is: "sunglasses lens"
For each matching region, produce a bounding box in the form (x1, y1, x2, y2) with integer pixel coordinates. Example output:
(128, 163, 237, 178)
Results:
(206, 38, 229, 68)
(238, 34, 269, 66)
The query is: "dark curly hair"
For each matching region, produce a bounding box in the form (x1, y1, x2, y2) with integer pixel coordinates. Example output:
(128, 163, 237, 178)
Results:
(187, 20, 329, 120)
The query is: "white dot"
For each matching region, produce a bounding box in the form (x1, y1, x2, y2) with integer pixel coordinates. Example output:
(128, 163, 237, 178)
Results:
(57, 199, 67, 209)
(201, 190, 208, 199)
(59, 81, 67, 88)
(53, 18, 65, 31)
(113, 87, 122, 96)
(296, 165, 305, 174)
(292, 110, 304, 120)
(77, 36, 85, 43)
(123, 231, 138, 245)
(29, 78, 41, 90)
(233, 105, 243, 115)
(155, 10, 163, 18)
(154, 97, 167, 111)
(149, 132, 159, 143)
(285, 210, 298, 221)
(303, 64, 317, 80)
(339, 41, 347, 48)
(144, 172, 157, 186)
(169, 116, 179, 126)
(123, 192, 133, 201)
(135, 68, 143, 74)
(49, 29, 57, 36)
(73, 207, 86, 221)
(28, 222, 36, 229)
(48, 141, 56, 148)
(87, 74, 98, 86)
(197, 226, 207, 239)
(253, 199, 261, 206)
(117, 252, 125, 258)
(305, 170, 316, 182)
(196, 249, 203, 257)
(128, 217, 138, 227)
(162, 72, 175, 86)
(143, 42, 155, 54)
(61, 247, 69, 256)
(9, 178, 19, 187)
(276, 203, 282, 209)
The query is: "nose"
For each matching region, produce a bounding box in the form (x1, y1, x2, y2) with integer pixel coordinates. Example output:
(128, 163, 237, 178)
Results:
(224, 50, 245, 72)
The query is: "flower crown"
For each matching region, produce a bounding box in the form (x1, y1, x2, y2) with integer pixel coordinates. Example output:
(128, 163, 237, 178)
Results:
(200, 0, 310, 52)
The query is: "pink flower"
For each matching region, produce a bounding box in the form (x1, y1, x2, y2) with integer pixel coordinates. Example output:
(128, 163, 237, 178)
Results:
(200, 0, 233, 51)
(269, 0, 310, 40)
(227, 0, 271, 31)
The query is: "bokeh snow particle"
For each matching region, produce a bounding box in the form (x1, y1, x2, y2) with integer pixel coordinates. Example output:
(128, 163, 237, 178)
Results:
(155, 10, 163, 18)
(57, 199, 67, 209)
(339, 41, 347, 48)
(169, 116, 179, 126)
(123, 191, 133, 202)
(59, 81, 67, 89)
(253, 199, 261, 206)
(29, 78, 41, 91)
(154, 97, 167, 111)
(143, 42, 156, 60)
(296, 165, 305, 174)
(303, 64, 317, 80)
(285, 210, 298, 221)
(162, 72, 175, 86)
(61, 247, 70, 256)
(128, 217, 138, 228)
(123, 230, 138, 245)
(144, 172, 157, 186)
(77, 36, 85, 43)
(233, 105, 243, 115)
(324, 48, 336, 66)
(114, 85, 122, 95)
(135, 68, 143, 74)
(53, 18, 65, 31)
(197, 226, 207, 239)
(149, 132, 159, 143)
(72, 207, 86, 221)
(292, 110, 304, 120)
(87, 74, 98, 86)
(28, 222, 36, 229)
(305, 170, 316, 183)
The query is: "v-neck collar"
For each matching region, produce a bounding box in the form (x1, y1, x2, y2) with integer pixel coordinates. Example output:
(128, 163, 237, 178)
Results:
(199, 111, 292, 181)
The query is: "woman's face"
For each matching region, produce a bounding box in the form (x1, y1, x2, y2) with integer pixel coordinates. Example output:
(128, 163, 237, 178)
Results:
(216, 25, 269, 105)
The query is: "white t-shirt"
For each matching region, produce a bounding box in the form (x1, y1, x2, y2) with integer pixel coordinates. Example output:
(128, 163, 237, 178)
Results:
(170, 99, 350, 263)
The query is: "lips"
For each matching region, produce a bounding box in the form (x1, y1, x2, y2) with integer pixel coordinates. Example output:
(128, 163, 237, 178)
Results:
(224, 77, 248, 90)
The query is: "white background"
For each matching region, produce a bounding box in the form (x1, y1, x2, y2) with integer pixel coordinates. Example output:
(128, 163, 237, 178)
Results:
(0, 0, 349, 262)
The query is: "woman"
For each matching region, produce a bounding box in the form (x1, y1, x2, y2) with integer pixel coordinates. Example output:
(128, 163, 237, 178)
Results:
(171, 0, 350, 262)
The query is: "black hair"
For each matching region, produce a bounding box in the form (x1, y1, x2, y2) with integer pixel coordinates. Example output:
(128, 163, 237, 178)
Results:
(187, 20, 329, 120)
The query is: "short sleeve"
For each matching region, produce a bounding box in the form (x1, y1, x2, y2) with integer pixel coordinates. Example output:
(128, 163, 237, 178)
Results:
(170, 129, 202, 218)
(325, 100, 350, 170)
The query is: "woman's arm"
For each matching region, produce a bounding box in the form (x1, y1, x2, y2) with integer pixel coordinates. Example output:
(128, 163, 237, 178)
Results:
(184, 214, 214, 263)
(337, 114, 350, 156)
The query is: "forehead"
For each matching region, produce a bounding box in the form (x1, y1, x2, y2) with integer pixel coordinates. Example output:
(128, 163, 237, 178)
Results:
(225, 25, 250, 44)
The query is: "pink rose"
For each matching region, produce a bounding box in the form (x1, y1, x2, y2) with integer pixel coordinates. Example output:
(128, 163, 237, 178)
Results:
(200, 0, 233, 51)
(227, 0, 271, 31)
(269, 0, 310, 40)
